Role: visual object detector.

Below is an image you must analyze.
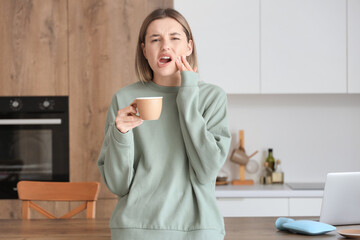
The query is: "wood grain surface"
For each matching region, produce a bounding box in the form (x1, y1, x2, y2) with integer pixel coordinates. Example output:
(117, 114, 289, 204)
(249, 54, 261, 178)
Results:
(0, 217, 358, 240)
(68, 0, 173, 199)
(0, 0, 68, 96)
(0, 0, 172, 219)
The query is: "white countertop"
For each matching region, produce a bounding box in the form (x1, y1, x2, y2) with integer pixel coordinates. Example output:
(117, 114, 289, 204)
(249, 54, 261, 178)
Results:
(215, 184, 324, 198)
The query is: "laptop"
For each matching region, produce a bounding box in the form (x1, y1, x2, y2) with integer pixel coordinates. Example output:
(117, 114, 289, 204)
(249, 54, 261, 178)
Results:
(320, 172, 360, 225)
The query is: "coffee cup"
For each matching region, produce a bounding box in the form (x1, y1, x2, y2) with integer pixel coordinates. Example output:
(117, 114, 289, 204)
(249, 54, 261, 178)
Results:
(230, 149, 259, 165)
(135, 97, 163, 120)
(230, 148, 250, 165)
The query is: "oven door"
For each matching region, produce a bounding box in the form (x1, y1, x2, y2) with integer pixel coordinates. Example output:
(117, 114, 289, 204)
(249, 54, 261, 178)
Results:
(0, 114, 69, 198)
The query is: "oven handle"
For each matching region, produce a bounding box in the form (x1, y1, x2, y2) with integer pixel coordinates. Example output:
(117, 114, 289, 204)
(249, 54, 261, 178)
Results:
(0, 119, 62, 125)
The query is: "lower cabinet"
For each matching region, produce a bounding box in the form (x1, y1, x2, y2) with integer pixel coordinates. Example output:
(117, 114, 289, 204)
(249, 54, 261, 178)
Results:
(288, 198, 323, 217)
(216, 198, 288, 217)
(217, 197, 322, 217)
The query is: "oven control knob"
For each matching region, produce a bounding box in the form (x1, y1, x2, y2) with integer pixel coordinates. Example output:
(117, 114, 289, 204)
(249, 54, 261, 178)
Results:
(43, 100, 50, 108)
(40, 99, 55, 110)
(9, 99, 22, 111)
(12, 101, 19, 108)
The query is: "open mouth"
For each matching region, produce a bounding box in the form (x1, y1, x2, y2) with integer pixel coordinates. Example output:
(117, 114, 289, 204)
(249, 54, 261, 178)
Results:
(159, 56, 172, 64)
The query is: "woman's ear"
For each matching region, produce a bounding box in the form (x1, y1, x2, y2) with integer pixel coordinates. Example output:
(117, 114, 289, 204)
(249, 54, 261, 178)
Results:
(141, 42, 147, 59)
(186, 40, 193, 57)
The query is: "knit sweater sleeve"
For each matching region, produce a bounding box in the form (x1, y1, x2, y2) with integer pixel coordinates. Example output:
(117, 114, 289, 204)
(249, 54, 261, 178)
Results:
(97, 95, 135, 197)
(176, 71, 231, 185)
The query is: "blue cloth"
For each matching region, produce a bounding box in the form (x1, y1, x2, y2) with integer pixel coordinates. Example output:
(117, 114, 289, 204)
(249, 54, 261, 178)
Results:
(275, 217, 336, 235)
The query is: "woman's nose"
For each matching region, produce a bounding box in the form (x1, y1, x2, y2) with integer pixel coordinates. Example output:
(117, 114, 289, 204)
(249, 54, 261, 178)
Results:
(161, 39, 171, 51)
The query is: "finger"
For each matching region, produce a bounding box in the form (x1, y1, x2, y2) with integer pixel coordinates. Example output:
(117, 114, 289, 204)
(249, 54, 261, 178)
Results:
(177, 56, 187, 71)
(194, 66, 198, 72)
(130, 100, 137, 108)
(121, 115, 143, 123)
(122, 120, 143, 129)
(116, 116, 142, 129)
(181, 55, 192, 71)
(129, 106, 138, 115)
(127, 106, 137, 116)
(119, 118, 143, 128)
(132, 120, 144, 128)
(117, 120, 143, 133)
(118, 105, 137, 117)
(176, 56, 185, 72)
(128, 104, 138, 114)
(115, 115, 141, 127)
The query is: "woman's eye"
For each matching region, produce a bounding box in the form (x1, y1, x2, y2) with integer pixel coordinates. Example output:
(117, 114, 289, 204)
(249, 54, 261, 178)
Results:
(151, 39, 159, 42)
(172, 38, 180, 40)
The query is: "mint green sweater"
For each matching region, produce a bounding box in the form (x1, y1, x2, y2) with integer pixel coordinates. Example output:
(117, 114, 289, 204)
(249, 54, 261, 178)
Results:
(97, 71, 231, 240)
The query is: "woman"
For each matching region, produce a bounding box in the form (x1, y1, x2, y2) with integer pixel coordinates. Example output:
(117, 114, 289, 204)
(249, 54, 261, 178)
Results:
(97, 8, 231, 240)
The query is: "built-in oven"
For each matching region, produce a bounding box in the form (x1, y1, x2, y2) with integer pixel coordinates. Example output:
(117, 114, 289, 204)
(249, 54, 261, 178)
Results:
(0, 96, 69, 199)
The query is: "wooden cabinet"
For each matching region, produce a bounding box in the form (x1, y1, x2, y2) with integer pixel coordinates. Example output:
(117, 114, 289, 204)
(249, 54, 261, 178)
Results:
(261, 0, 347, 93)
(175, 0, 260, 94)
(0, 0, 68, 96)
(348, 0, 360, 93)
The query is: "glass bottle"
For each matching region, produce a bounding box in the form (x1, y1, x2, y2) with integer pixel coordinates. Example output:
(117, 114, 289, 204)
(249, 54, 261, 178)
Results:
(260, 162, 273, 184)
(266, 148, 275, 171)
(272, 159, 284, 184)
(259, 162, 267, 184)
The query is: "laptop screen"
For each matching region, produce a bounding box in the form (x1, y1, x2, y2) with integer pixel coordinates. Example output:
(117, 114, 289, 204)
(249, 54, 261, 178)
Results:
(320, 172, 360, 225)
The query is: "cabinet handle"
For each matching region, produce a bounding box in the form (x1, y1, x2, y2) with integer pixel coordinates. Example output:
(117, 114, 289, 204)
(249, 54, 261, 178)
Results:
(0, 119, 62, 125)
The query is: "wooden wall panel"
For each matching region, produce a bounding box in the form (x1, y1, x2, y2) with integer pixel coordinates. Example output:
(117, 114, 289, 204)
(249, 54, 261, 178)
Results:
(0, 0, 173, 219)
(0, 200, 21, 219)
(0, 0, 68, 96)
(68, 0, 172, 198)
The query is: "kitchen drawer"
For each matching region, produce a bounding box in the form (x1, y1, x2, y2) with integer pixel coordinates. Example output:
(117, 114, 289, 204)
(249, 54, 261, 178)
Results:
(216, 198, 288, 217)
(289, 198, 322, 217)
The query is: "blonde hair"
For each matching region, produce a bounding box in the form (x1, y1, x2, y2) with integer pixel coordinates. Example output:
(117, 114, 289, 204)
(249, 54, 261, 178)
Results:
(135, 8, 198, 83)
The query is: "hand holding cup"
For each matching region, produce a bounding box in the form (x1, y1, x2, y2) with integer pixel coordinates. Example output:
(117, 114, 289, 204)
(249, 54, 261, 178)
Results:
(115, 96, 163, 133)
(115, 103, 143, 133)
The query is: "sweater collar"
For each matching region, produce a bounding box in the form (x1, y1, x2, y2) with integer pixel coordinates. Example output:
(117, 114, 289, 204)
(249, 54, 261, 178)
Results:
(147, 80, 180, 93)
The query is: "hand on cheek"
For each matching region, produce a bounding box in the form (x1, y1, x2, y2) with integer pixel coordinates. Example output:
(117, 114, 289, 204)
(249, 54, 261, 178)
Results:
(176, 55, 197, 73)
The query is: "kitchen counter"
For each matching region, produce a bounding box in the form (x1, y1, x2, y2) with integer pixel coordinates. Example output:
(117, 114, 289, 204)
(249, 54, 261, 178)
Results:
(215, 184, 324, 198)
(1, 218, 358, 240)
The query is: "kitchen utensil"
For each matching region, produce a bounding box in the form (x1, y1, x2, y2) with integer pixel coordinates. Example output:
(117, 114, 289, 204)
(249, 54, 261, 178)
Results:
(246, 160, 260, 174)
(231, 130, 258, 185)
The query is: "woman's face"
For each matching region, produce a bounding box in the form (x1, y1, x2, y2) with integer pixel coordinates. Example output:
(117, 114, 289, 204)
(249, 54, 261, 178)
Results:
(142, 17, 193, 79)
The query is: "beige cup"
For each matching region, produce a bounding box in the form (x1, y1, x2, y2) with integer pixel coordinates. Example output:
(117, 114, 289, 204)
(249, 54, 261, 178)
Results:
(135, 97, 163, 120)
(230, 148, 250, 165)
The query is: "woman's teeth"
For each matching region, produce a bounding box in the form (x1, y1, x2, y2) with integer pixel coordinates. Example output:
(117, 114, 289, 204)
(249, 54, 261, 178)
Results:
(159, 56, 171, 64)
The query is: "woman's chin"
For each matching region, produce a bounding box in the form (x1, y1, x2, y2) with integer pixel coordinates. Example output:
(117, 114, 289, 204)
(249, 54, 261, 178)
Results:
(155, 68, 180, 78)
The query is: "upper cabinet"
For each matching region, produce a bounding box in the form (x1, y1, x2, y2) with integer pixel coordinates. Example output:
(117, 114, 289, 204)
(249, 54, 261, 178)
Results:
(261, 0, 347, 93)
(0, 0, 68, 96)
(175, 0, 260, 94)
(175, 0, 358, 94)
(348, 0, 360, 93)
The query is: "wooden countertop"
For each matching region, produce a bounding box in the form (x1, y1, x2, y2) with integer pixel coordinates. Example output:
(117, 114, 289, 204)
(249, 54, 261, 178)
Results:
(0, 217, 358, 240)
